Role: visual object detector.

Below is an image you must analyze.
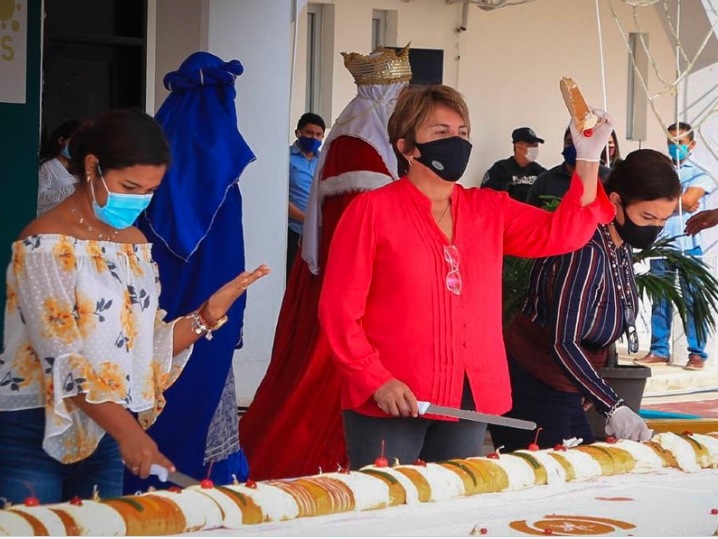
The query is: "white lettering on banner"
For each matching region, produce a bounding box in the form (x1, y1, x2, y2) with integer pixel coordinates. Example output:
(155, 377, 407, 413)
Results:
(0, 0, 27, 104)
(512, 175, 538, 186)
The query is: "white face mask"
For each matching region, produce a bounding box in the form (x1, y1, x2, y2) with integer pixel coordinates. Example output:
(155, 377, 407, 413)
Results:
(525, 147, 539, 162)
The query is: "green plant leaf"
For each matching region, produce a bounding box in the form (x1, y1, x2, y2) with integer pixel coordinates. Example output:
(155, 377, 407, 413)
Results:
(634, 236, 718, 343)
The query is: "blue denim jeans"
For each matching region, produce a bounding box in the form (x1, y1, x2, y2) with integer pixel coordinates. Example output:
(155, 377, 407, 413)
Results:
(649, 247, 708, 360)
(0, 408, 124, 504)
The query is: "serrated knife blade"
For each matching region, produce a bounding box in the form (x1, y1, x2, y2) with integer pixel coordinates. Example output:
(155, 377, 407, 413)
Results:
(417, 401, 537, 431)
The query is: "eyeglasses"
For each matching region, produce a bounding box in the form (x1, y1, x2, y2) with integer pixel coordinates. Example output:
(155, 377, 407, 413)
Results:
(624, 307, 639, 354)
(444, 245, 462, 296)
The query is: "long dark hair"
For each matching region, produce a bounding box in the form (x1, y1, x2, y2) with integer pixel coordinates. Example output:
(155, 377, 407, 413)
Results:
(68, 108, 171, 178)
(40, 119, 82, 163)
(604, 149, 681, 205)
(601, 130, 622, 166)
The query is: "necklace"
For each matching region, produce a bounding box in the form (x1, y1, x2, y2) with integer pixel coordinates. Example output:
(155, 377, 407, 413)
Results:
(71, 208, 120, 241)
(600, 224, 639, 353)
(434, 201, 451, 226)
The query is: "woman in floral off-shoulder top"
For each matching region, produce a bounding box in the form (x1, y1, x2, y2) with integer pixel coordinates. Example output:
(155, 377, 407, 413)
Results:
(0, 109, 270, 504)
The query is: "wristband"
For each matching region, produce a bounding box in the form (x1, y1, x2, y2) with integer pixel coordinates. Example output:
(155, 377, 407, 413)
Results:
(604, 398, 626, 422)
(187, 305, 228, 341)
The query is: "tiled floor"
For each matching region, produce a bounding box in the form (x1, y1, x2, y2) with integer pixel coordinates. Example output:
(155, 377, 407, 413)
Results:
(616, 349, 718, 418)
(641, 396, 718, 418)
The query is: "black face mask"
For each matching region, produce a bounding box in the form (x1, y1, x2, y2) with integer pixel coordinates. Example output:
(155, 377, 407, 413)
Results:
(614, 202, 662, 249)
(414, 137, 473, 183)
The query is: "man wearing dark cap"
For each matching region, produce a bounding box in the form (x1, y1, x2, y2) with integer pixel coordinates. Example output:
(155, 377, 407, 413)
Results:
(481, 127, 547, 202)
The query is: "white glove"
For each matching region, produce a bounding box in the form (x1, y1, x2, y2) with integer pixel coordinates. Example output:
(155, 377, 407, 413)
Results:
(570, 108, 615, 163)
(605, 405, 653, 442)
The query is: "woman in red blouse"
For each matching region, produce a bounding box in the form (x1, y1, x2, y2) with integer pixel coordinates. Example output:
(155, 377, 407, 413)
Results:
(318, 85, 615, 468)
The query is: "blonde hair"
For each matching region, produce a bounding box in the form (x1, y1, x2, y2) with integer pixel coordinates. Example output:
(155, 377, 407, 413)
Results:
(388, 85, 471, 176)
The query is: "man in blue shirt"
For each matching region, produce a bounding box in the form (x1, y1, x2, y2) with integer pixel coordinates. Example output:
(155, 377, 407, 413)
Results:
(287, 112, 325, 279)
(635, 122, 715, 370)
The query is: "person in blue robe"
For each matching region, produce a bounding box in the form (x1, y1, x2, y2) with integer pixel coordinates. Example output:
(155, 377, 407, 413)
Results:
(124, 51, 255, 492)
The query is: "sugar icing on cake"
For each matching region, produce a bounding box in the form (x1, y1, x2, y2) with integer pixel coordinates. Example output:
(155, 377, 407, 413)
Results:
(3, 431, 718, 536)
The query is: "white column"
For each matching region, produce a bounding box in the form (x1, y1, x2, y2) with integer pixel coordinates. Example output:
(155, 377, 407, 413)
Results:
(205, 0, 293, 405)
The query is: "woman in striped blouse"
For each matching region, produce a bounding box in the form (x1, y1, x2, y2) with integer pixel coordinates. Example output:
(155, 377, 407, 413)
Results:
(492, 149, 681, 451)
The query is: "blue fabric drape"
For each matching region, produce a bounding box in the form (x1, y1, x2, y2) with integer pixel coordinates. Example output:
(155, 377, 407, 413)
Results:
(125, 52, 255, 493)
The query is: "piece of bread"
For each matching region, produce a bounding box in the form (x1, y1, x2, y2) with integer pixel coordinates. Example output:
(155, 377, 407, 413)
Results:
(8, 506, 69, 536)
(560, 76, 598, 132)
(467, 455, 536, 491)
(545, 451, 577, 482)
(1, 508, 51, 536)
(450, 459, 510, 493)
(102, 494, 185, 536)
(184, 486, 251, 528)
(151, 488, 224, 532)
(572, 445, 637, 476)
(513, 450, 565, 485)
(437, 461, 482, 495)
(392, 463, 464, 502)
(357, 467, 410, 506)
(0, 510, 40, 536)
(680, 433, 712, 468)
(361, 466, 429, 504)
(691, 433, 718, 467)
(291, 477, 355, 516)
(321, 471, 392, 511)
(546, 447, 602, 481)
(508, 452, 549, 486)
(595, 440, 664, 473)
(52, 499, 127, 536)
(652, 432, 708, 472)
(218, 482, 299, 522)
(643, 440, 680, 468)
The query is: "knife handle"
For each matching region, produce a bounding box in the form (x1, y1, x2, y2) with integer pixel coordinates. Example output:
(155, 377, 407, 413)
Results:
(417, 401, 431, 415)
(150, 464, 169, 482)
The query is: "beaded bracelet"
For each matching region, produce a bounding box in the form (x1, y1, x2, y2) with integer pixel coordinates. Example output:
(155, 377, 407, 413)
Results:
(604, 398, 626, 423)
(186, 304, 228, 341)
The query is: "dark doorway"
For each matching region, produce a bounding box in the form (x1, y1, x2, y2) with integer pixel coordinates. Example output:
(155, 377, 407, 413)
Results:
(41, 0, 147, 149)
(389, 47, 444, 86)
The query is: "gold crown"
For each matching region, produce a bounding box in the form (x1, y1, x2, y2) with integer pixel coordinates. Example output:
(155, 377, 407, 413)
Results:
(341, 44, 412, 86)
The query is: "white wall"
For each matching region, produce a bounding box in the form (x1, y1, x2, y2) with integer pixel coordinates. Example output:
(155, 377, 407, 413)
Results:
(289, 0, 677, 186)
(154, 0, 293, 405)
(153, 0, 204, 112)
(203, 0, 293, 406)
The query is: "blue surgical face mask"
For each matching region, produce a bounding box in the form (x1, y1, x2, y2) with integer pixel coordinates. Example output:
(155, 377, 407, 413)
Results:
(298, 136, 321, 154)
(562, 144, 577, 167)
(668, 143, 690, 162)
(60, 145, 71, 159)
(91, 166, 153, 229)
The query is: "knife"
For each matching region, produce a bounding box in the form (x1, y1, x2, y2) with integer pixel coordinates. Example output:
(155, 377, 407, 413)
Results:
(149, 464, 201, 487)
(417, 401, 537, 431)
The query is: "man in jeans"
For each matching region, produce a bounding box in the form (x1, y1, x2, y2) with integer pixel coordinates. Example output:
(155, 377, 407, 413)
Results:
(635, 122, 714, 370)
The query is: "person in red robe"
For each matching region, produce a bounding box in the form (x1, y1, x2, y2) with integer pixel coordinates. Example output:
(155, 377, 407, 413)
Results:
(239, 46, 412, 479)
